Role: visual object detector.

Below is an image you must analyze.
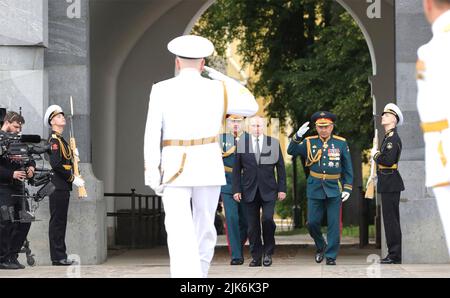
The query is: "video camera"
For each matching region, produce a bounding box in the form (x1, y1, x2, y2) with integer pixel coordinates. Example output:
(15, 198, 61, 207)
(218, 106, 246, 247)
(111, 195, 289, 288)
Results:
(0, 132, 50, 159)
(0, 131, 55, 223)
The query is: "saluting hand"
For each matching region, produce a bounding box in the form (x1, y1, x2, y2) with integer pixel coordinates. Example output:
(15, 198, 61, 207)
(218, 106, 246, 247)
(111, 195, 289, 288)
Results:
(296, 122, 310, 138)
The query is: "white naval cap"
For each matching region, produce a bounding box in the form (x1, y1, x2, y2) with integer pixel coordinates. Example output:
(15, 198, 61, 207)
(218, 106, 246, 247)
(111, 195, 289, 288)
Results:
(382, 103, 403, 126)
(167, 35, 214, 59)
(44, 105, 64, 128)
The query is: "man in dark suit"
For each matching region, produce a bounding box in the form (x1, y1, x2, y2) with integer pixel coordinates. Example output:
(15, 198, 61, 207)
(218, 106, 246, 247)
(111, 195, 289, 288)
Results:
(232, 115, 287, 267)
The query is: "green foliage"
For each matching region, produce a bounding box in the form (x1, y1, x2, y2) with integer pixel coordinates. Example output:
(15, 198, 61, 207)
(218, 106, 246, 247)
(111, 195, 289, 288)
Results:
(194, 0, 373, 221)
(276, 158, 307, 222)
(193, 0, 373, 150)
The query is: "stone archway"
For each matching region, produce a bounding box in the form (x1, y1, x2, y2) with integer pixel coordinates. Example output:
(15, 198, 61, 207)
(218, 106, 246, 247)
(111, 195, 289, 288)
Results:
(2, 0, 445, 265)
(90, 0, 448, 264)
(179, 1, 393, 248)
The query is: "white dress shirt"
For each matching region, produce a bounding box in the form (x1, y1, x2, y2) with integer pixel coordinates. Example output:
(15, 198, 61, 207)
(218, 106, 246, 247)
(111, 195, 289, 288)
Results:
(251, 134, 264, 154)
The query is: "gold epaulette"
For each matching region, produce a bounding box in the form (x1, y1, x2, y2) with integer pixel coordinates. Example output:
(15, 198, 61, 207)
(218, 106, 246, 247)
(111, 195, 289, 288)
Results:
(305, 135, 319, 140)
(333, 135, 346, 141)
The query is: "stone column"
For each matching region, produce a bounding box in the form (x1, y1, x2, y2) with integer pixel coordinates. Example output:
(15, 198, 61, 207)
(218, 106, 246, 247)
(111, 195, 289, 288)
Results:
(1, 0, 106, 266)
(0, 0, 47, 135)
(396, 0, 449, 263)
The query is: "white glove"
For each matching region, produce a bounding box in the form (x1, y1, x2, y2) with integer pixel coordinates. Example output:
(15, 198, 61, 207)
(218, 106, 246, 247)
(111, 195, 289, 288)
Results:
(341, 191, 350, 202)
(73, 148, 80, 157)
(153, 184, 165, 197)
(370, 147, 379, 159)
(73, 176, 85, 187)
(144, 167, 161, 188)
(296, 121, 310, 138)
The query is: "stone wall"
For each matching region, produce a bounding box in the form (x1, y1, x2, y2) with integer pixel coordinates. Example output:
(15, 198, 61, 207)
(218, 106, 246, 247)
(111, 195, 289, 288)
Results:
(1, 0, 106, 266)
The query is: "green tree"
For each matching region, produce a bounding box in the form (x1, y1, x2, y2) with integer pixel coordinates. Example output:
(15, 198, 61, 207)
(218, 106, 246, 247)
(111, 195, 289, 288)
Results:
(194, 0, 373, 219)
(194, 0, 372, 146)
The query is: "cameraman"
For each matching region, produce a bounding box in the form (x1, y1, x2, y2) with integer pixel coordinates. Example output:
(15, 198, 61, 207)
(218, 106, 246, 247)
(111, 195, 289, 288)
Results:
(0, 111, 35, 270)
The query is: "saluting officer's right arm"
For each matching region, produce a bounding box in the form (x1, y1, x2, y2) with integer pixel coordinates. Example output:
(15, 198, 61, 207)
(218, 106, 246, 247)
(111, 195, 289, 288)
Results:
(205, 66, 258, 117)
(144, 84, 163, 191)
(224, 80, 259, 117)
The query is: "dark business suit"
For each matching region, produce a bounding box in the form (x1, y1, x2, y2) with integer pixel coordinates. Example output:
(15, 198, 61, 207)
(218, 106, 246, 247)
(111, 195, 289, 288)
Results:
(232, 134, 286, 260)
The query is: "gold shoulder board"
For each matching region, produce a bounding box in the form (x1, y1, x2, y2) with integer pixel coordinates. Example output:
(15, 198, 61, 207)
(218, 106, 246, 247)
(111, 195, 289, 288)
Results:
(333, 135, 346, 141)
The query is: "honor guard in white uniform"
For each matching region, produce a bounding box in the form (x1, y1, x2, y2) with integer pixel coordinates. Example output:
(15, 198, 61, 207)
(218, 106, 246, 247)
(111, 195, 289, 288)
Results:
(143, 35, 258, 278)
(417, 0, 450, 256)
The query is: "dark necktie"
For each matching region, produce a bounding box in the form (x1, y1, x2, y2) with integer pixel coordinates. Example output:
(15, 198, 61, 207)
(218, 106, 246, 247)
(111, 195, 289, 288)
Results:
(255, 137, 261, 165)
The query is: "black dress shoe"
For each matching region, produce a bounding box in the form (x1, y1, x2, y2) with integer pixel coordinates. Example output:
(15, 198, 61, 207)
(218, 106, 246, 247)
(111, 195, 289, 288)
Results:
(230, 258, 244, 265)
(326, 258, 336, 265)
(249, 258, 262, 267)
(315, 245, 327, 263)
(52, 259, 75, 266)
(380, 257, 401, 264)
(9, 255, 25, 269)
(263, 255, 272, 267)
(0, 260, 21, 270)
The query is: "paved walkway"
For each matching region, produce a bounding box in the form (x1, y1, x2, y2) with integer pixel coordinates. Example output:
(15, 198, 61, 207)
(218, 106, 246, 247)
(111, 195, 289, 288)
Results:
(1, 236, 450, 278)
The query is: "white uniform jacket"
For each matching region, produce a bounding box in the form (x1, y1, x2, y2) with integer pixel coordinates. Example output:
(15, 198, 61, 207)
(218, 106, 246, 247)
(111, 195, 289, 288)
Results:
(144, 68, 259, 189)
(417, 10, 450, 187)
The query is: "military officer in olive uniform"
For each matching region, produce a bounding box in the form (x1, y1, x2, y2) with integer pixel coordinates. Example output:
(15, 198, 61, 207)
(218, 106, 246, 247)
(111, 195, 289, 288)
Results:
(372, 103, 405, 264)
(220, 114, 248, 265)
(287, 112, 353, 265)
(44, 105, 85, 266)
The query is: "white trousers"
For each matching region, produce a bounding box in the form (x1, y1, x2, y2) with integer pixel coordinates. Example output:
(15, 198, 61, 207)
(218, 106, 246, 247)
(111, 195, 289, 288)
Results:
(434, 186, 450, 257)
(162, 186, 220, 278)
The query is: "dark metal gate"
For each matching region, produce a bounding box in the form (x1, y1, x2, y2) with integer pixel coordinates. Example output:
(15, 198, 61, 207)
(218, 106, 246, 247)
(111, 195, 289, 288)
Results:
(105, 189, 165, 248)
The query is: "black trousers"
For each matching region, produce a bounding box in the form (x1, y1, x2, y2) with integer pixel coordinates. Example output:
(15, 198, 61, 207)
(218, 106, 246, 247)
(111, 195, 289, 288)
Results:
(0, 188, 31, 261)
(244, 189, 276, 259)
(49, 190, 70, 261)
(381, 192, 402, 261)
